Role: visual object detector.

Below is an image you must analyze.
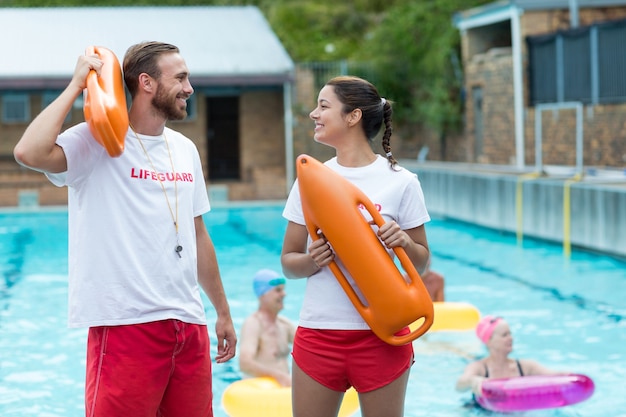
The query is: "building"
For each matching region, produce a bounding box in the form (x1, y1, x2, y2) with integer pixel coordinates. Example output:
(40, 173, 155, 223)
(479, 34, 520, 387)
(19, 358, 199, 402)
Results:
(0, 6, 294, 206)
(454, 0, 626, 173)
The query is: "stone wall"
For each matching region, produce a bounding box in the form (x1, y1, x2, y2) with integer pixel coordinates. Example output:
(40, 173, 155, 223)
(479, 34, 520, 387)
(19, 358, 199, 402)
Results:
(464, 47, 516, 164)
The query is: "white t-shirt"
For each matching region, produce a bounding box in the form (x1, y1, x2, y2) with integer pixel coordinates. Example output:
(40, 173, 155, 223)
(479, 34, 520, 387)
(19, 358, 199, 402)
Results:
(47, 123, 210, 328)
(282, 155, 430, 330)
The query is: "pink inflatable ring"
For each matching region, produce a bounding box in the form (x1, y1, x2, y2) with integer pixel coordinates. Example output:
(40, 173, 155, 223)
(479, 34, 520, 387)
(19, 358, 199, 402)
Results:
(476, 374, 595, 412)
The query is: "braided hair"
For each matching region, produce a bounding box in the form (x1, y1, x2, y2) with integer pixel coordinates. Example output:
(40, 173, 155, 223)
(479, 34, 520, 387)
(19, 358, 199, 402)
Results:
(326, 76, 397, 168)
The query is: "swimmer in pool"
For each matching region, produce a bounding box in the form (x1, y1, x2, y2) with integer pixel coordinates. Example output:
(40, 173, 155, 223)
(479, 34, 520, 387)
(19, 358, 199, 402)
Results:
(239, 269, 296, 387)
(456, 315, 561, 396)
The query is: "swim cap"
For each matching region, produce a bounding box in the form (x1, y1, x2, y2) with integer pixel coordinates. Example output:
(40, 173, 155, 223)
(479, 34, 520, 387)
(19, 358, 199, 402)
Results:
(253, 269, 286, 298)
(476, 315, 502, 344)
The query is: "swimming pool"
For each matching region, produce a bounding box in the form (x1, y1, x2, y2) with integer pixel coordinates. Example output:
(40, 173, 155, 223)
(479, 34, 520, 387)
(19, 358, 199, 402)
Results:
(1, 204, 624, 417)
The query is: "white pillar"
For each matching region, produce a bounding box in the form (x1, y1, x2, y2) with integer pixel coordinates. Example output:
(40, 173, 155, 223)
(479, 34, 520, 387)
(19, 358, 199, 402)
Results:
(511, 6, 525, 169)
(283, 80, 295, 193)
(569, 0, 579, 28)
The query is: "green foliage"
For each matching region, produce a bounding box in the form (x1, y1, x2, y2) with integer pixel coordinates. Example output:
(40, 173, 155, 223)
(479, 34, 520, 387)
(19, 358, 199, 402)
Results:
(1, 0, 220, 6)
(261, 0, 492, 135)
(355, 0, 489, 133)
(267, 2, 371, 62)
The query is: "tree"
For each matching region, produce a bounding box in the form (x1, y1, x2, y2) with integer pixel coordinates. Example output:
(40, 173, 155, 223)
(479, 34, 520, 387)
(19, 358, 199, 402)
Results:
(349, 0, 490, 157)
(267, 2, 372, 62)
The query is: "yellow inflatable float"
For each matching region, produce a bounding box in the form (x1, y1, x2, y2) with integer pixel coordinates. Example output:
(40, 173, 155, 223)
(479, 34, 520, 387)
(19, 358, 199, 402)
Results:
(410, 302, 481, 333)
(222, 377, 359, 417)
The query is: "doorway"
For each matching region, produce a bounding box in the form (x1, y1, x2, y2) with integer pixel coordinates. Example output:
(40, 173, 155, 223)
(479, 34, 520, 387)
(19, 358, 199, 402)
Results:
(472, 86, 484, 162)
(206, 96, 240, 180)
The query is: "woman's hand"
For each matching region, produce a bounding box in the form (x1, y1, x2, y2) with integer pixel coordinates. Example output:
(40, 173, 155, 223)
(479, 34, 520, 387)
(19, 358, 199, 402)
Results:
(308, 231, 334, 269)
(377, 220, 411, 249)
(376, 222, 430, 274)
(471, 376, 485, 396)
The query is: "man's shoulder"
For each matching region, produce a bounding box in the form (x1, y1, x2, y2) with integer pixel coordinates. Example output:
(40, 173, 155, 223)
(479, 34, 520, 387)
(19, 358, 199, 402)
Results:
(277, 315, 295, 328)
(241, 312, 263, 329)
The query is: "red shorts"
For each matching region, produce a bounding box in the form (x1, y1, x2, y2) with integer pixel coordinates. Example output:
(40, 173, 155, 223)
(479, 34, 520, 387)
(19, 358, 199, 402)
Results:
(85, 320, 213, 417)
(292, 327, 414, 393)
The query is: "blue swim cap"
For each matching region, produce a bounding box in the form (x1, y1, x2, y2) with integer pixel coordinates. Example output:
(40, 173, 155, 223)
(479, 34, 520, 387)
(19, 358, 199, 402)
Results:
(253, 269, 286, 297)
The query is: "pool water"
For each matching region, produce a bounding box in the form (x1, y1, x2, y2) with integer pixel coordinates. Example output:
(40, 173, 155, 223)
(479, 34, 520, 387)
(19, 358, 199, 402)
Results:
(1, 204, 625, 417)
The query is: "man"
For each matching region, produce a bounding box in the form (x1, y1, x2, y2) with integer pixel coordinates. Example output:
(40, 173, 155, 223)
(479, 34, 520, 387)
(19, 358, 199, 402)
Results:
(422, 259, 445, 302)
(13, 41, 236, 417)
(239, 269, 296, 387)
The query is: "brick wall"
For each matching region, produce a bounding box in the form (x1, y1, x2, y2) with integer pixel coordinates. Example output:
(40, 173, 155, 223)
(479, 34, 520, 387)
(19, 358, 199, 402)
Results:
(461, 6, 626, 168)
(526, 103, 626, 167)
(522, 8, 626, 36)
(291, 66, 336, 164)
(0, 89, 288, 206)
(238, 91, 287, 200)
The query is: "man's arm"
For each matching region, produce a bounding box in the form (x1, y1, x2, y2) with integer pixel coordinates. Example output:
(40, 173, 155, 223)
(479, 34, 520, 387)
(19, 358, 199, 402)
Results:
(14, 54, 103, 173)
(195, 215, 237, 363)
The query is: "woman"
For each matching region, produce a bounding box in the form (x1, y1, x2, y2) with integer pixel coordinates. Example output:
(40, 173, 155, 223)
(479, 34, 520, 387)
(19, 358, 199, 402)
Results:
(281, 76, 431, 417)
(456, 315, 559, 396)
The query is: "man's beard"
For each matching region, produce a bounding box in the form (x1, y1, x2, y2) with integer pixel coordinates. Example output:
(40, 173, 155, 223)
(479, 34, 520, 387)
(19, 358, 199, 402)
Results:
(152, 84, 188, 121)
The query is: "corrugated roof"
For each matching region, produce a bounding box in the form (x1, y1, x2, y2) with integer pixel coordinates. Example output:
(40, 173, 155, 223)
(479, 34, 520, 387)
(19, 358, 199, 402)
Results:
(0, 6, 294, 88)
(512, 0, 626, 10)
(454, 0, 626, 27)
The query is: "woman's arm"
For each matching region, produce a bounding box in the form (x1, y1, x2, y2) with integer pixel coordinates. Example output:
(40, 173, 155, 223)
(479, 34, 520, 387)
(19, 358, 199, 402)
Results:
(456, 361, 485, 395)
(280, 221, 333, 279)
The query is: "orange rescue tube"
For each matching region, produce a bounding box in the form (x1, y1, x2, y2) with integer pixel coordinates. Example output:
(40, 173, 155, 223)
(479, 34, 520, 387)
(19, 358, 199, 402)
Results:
(296, 154, 434, 346)
(83, 46, 128, 157)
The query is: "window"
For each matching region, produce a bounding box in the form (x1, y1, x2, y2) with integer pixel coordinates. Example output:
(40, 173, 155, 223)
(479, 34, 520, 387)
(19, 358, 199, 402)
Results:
(186, 95, 197, 120)
(2, 93, 30, 123)
(527, 18, 626, 105)
(42, 91, 72, 124)
(598, 20, 626, 102)
(42, 92, 58, 109)
(171, 94, 197, 122)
